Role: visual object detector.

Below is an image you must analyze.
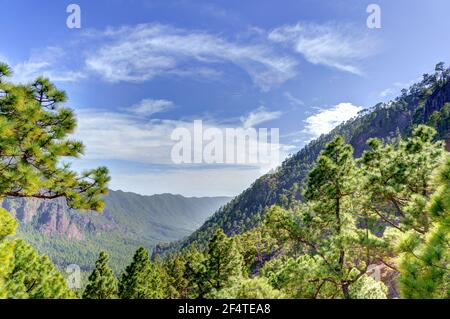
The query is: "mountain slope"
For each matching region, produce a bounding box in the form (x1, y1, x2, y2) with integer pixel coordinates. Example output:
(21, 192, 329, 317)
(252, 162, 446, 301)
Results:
(156, 64, 450, 256)
(2, 190, 230, 272)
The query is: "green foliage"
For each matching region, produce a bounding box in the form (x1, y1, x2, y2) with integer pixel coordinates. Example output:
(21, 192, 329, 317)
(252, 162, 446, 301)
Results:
(261, 255, 336, 298)
(0, 63, 11, 80)
(184, 247, 210, 298)
(360, 125, 444, 236)
(428, 103, 450, 138)
(0, 67, 110, 211)
(168, 230, 245, 299)
(0, 240, 15, 298)
(349, 275, 388, 299)
(164, 254, 189, 299)
(267, 136, 388, 298)
(398, 155, 450, 298)
(209, 277, 284, 299)
(2, 239, 75, 298)
(83, 251, 118, 299)
(119, 247, 165, 299)
(234, 226, 279, 274)
(0, 207, 16, 240)
(206, 230, 244, 293)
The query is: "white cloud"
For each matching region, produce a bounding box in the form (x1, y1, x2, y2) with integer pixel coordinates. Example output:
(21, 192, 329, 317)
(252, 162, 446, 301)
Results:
(84, 23, 298, 90)
(304, 102, 363, 138)
(11, 47, 85, 83)
(269, 22, 378, 75)
(74, 109, 178, 165)
(74, 107, 290, 169)
(241, 106, 282, 128)
(129, 98, 174, 116)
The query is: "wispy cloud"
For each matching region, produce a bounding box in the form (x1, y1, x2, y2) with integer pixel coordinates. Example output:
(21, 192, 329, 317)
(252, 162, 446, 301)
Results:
(129, 98, 174, 116)
(6, 21, 380, 88)
(11, 47, 85, 83)
(84, 23, 298, 90)
(268, 22, 378, 75)
(284, 91, 304, 107)
(241, 106, 282, 128)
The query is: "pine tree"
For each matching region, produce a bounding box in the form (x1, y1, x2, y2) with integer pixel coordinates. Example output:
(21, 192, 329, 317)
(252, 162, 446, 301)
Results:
(398, 155, 450, 298)
(182, 231, 245, 299)
(0, 209, 16, 298)
(205, 229, 243, 294)
(0, 62, 111, 299)
(359, 125, 444, 235)
(0, 208, 75, 299)
(268, 136, 387, 299)
(119, 247, 165, 299)
(83, 252, 118, 299)
(0, 69, 110, 210)
(235, 226, 278, 273)
(164, 254, 189, 299)
(184, 248, 210, 298)
(0, 208, 17, 241)
(3, 240, 75, 299)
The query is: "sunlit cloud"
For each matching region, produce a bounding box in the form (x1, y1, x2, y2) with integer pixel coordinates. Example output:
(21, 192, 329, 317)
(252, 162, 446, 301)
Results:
(303, 102, 363, 138)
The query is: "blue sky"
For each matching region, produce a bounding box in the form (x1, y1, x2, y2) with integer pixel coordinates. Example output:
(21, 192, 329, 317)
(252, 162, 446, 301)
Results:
(1, 0, 450, 196)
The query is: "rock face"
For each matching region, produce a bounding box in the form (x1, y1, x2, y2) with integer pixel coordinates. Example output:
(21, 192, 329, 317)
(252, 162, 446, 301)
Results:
(2, 197, 85, 240)
(367, 264, 400, 299)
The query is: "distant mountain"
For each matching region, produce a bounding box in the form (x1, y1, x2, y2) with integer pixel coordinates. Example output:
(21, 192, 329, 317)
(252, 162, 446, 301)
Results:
(156, 64, 450, 256)
(2, 190, 230, 272)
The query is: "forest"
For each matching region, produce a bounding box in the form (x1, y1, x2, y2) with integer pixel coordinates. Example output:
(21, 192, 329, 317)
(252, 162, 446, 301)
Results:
(0, 61, 448, 299)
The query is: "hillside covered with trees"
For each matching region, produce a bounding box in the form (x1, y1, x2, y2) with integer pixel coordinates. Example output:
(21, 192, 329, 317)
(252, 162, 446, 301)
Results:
(2, 191, 229, 272)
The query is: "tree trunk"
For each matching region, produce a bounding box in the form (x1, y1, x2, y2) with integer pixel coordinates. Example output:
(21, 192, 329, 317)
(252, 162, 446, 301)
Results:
(342, 283, 351, 299)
